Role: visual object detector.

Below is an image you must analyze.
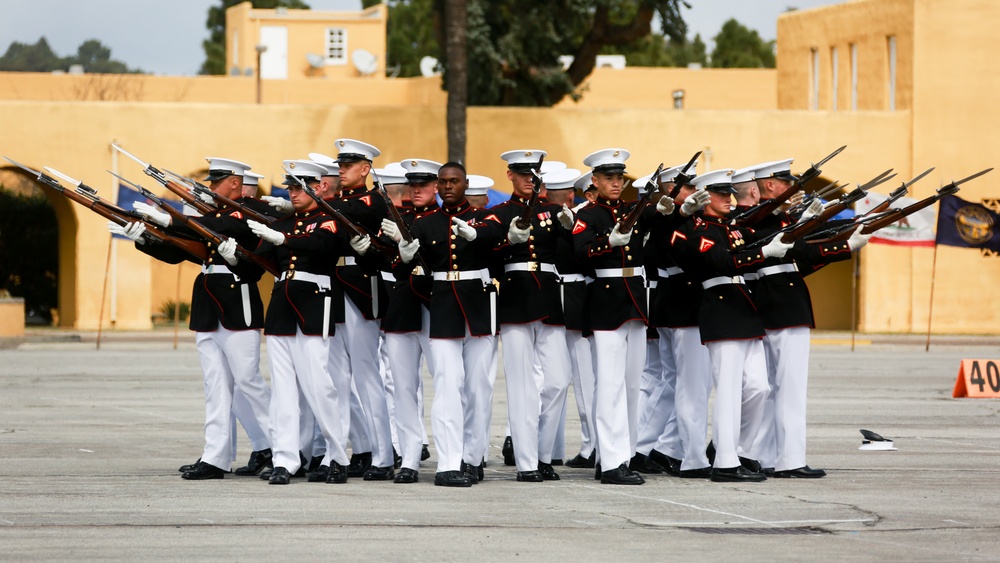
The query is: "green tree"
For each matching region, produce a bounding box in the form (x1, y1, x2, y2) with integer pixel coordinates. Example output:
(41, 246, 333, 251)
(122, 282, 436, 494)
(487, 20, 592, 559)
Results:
(199, 0, 311, 75)
(0, 37, 139, 73)
(610, 32, 707, 68)
(710, 18, 775, 69)
(385, 0, 440, 78)
(0, 187, 59, 324)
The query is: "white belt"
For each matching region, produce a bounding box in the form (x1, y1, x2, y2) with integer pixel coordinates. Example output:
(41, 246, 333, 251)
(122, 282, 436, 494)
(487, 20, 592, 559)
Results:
(336, 256, 358, 267)
(277, 270, 331, 290)
(657, 267, 683, 278)
(743, 273, 759, 281)
(202, 264, 233, 275)
(560, 274, 585, 283)
(756, 263, 799, 277)
(504, 262, 558, 274)
(702, 275, 745, 290)
(380, 271, 396, 282)
(432, 268, 490, 282)
(594, 266, 645, 278)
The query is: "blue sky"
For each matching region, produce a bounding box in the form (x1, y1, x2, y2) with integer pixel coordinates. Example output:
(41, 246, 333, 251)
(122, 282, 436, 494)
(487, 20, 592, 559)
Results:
(0, 0, 839, 75)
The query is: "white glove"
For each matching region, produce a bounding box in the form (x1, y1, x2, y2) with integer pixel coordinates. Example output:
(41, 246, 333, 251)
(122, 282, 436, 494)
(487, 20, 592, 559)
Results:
(350, 234, 371, 256)
(133, 202, 171, 227)
(110, 221, 146, 244)
(380, 217, 402, 242)
(797, 199, 824, 223)
(608, 223, 632, 247)
(848, 228, 873, 251)
(451, 216, 477, 241)
(557, 204, 574, 229)
(786, 191, 805, 208)
(572, 201, 589, 213)
(655, 196, 675, 215)
(399, 238, 420, 264)
(762, 236, 793, 259)
(248, 219, 285, 246)
(507, 218, 530, 245)
(190, 188, 214, 205)
(261, 195, 293, 214)
(217, 237, 238, 266)
(681, 189, 711, 216)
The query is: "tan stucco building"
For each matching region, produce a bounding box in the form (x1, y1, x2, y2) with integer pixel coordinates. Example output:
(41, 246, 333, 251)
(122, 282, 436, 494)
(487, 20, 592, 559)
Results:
(0, 0, 996, 335)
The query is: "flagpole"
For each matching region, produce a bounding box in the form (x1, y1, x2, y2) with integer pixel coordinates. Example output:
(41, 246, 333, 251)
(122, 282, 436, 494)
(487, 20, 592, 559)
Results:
(96, 235, 113, 350)
(925, 242, 939, 352)
(173, 264, 182, 350)
(851, 252, 859, 352)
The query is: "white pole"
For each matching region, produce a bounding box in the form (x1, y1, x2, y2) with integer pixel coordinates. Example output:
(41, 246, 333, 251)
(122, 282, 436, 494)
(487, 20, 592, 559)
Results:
(110, 140, 119, 326)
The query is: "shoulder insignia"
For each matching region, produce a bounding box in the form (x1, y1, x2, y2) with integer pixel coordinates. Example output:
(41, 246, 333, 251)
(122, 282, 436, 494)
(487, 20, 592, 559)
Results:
(360, 195, 372, 206)
(572, 219, 587, 235)
(230, 211, 243, 220)
(320, 220, 337, 233)
(699, 236, 715, 253)
(483, 213, 501, 224)
(670, 230, 687, 245)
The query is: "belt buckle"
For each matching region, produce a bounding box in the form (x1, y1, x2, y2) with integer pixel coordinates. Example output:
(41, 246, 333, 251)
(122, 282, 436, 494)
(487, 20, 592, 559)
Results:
(623, 267, 635, 277)
(336, 257, 346, 267)
(412, 266, 424, 276)
(527, 261, 539, 272)
(286, 271, 296, 280)
(446, 271, 460, 281)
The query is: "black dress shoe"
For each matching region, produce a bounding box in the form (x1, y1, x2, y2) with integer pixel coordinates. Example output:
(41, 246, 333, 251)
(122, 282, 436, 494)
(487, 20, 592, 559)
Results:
(773, 466, 826, 478)
(706, 441, 716, 466)
(363, 465, 395, 481)
(235, 448, 273, 476)
(327, 462, 348, 484)
(678, 467, 713, 479)
(538, 461, 561, 481)
(178, 457, 201, 473)
(630, 453, 664, 475)
(306, 455, 323, 473)
(763, 467, 775, 477)
(593, 462, 602, 480)
(393, 447, 402, 470)
(601, 463, 645, 485)
(711, 465, 766, 483)
(434, 470, 472, 487)
(476, 461, 484, 482)
(259, 468, 272, 480)
(739, 456, 762, 473)
(566, 451, 596, 468)
(269, 467, 292, 485)
(293, 452, 309, 478)
(307, 465, 330, 482)
(550, 458, 563, 466)
(421, 444, 431, 462)
(394, 467, 419, 483)
(516, 470, 543, 482)
(182, 461, 226, 480)
(460, 461, 479, 485)
(502, 436, 515, 466)
(347, 452, 372, 478)
(649, 449, 682, 477)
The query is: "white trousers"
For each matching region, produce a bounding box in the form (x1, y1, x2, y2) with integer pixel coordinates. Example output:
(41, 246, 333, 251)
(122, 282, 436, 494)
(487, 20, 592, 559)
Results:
(429, 331, 495, 472)
(379, 333, 400, 452)
(342, 297, 393, 467)
(706, 338, 769, 469)
(666, 327, 713, 470)
(195, 328, 270, 470)
(328, 324, 371, 457)
(267, 329, 348, 472)
(752, 327, 811, 471)
(566, 330, 596, 458)
(232, 387, 270, 452)
(501, 322, 572, 471)
(385, 307, 434, 471)
(636, 336, 681, 459)
(591, 320, 646, 470)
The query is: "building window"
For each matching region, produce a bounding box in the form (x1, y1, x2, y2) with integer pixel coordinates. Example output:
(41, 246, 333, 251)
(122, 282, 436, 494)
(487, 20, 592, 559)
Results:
(887, 35, 897, 111)
(850, 43, 858, 111)
(326, 27, 348, 65)
(810, 48, 819, 110)
(831, 46, 839, 112)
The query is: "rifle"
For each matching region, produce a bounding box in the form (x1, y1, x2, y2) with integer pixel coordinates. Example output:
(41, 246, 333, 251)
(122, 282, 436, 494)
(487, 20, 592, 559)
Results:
(2, 157, 208, 262)
(164, 169, 276, 225)
(733, 145, 847, 227)
(742, 168, 897, 250)
(665, 151, 702, 199)
(111, 143, 217, 215)
(124, 175, 279, 276)
(618, 163, 664, 232)
(515, 154, 546, 229)
(786, 180, 845, 216)
(287, 174, 397, 260)
(371, 168, 430, 272)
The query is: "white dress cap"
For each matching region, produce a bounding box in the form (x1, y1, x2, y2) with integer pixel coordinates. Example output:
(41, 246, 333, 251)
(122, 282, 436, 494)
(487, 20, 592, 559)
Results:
(466, 174, 494, 196)
(373, 167, 407, 185)
(692, 168, 736, 194)
(282, 159, 328, 185)
(752, 158, 797, 181)
(540, 160, 567, 174)
(542, 168, 581, 191)
(334, 138, 381, 163)
(583, 148, 630, 173)
(204, 157, 251, 181)
(731, 165, 758, 184)
(308, 152, 341, 176)
(400, 158, 443, 182)
(501, 149, 548, 172)
(574, 172, 593, 191)
(243, 171, 265, 186)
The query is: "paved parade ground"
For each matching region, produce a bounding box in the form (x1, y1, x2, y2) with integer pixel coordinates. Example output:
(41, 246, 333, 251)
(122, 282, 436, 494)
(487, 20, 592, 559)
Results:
(2, 330, 1000, 561)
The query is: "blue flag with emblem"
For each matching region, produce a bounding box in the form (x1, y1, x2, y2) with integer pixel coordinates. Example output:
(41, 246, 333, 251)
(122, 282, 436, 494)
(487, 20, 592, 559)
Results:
(112, 183, 183, 240)
(935, 194, 1000, 251)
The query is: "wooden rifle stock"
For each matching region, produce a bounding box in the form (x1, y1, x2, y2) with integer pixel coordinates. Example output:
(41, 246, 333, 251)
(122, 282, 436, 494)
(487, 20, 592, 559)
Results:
(160, 179, 216, 214)
(619, 163, 664, 232)
(295, 180, 397, 260)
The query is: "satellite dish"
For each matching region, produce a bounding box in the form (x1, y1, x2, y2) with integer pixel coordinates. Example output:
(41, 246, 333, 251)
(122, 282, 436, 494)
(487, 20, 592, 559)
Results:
(352, 49, 378, 77)
(306, 53, 324, 69)
(419, 56, 441, 77)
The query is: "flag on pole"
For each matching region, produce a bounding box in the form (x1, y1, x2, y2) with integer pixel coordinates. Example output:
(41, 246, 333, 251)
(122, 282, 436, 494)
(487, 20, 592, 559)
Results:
(935, 194, 1000, 251)
(111, 183, 184, 240)
(855, 191, 936, 246)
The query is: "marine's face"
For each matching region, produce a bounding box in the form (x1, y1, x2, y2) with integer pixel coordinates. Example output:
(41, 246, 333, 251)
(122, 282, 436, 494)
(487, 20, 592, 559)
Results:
(593, 172, 624, 201)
